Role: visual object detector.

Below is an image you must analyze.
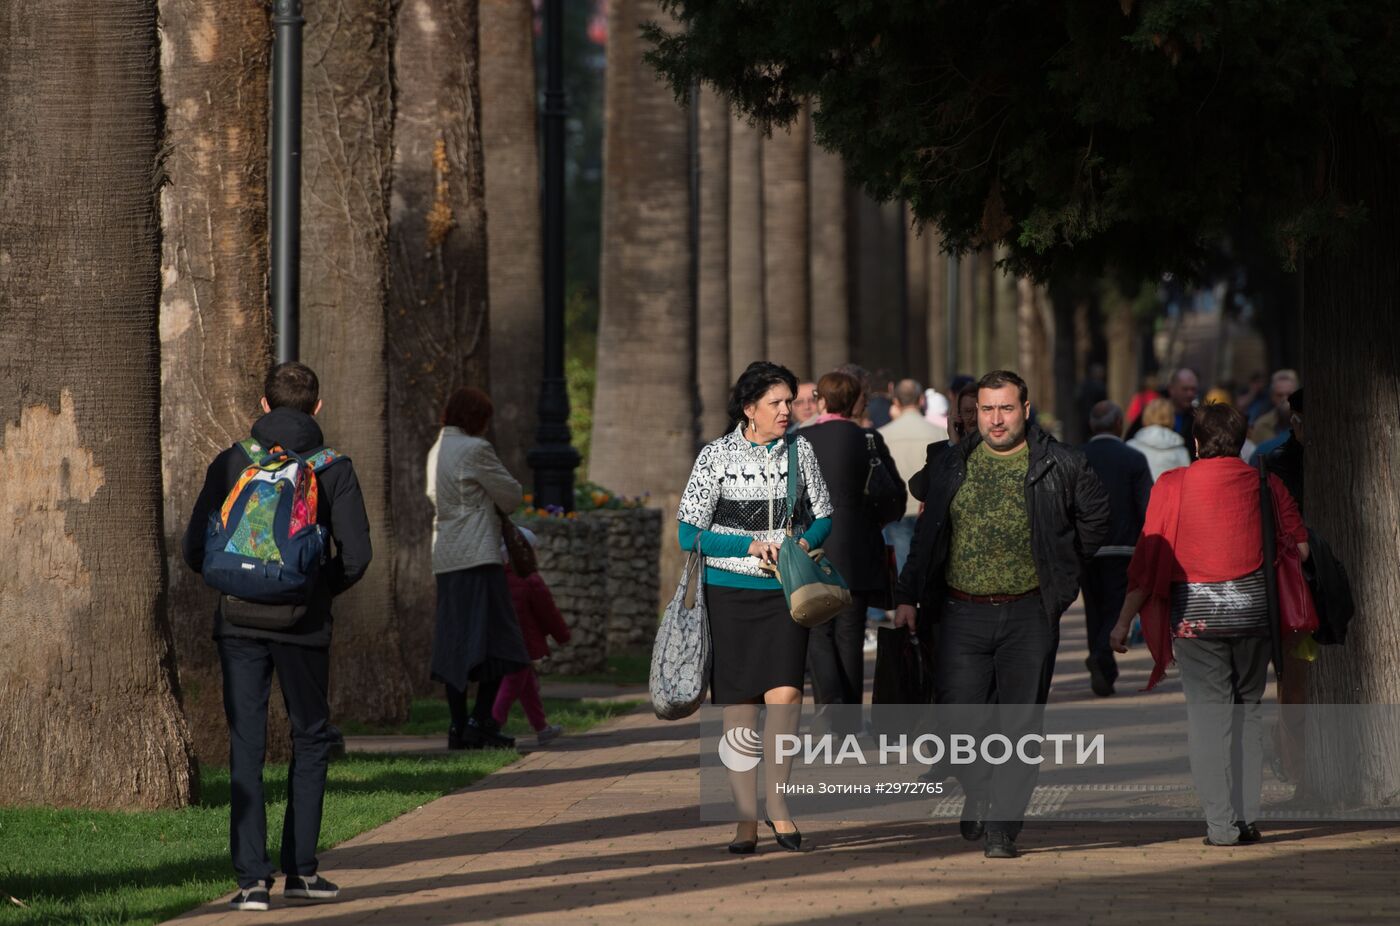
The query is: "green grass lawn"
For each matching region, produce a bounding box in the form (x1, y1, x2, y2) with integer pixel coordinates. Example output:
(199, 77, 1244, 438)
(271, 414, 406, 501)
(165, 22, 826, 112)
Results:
(0, 698, 638, 925)
(341, 694, 643, 738)
(540, 651, 652, 687)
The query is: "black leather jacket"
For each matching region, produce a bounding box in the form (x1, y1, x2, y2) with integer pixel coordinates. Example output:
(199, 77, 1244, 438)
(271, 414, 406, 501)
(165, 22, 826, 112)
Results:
(894, 425, 1110, 623)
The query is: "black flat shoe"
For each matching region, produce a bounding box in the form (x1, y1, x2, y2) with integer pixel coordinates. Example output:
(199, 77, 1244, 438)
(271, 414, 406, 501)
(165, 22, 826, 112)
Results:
(1235, 821, 1262, 843)
(764, 819, 802, 852)
(728, 839, 757, 855)
(960, 794, 988, 842)
(984, 831, 1019, 859)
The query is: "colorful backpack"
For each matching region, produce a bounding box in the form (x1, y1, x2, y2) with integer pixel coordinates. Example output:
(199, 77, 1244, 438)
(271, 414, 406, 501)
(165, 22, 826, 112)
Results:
(202, 438, 342, 609)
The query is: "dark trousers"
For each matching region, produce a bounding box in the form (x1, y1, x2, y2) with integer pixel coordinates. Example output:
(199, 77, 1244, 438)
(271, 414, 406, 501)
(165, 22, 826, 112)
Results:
(1081, 557, 1129, 684)
(807, 592, 869, 734)
(445, 674, 505, 731)
(935, 596, 1059, 837)
(219, 636, 334, 889)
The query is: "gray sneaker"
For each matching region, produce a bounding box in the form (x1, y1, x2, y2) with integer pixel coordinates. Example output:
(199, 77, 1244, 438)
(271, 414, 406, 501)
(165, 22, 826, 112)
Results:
(536, 724, 564, 745)
(229, 886, 270, 911)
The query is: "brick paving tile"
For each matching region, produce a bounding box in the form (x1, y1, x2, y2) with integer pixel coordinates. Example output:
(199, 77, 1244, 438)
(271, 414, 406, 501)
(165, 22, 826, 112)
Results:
(168, 608, 1400, 925)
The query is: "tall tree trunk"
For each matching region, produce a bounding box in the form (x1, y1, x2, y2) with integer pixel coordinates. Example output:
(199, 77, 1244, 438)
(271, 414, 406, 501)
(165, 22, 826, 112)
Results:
(956, 252, 977, 375)
(0, 0, 195, 809)
(762, 108, 810, 378)
(992, 247, 1020, 373)
(695, 87, 731, 443)
(1303, 113, 1400, 805)
(302, 0, 411, 724)
(849, 192, 907, 376)
(158, 0, 278, 762)
(481, 0, 541, 479)
(592, 0, 695, 601)
(389, 0, 492, 696)
(1104, 296, 1139, 410)
(727, 113, 765, 377)
(1050, 290, 1079, 441)
(1018, 280, 1054, 417)
(808, 139, 848, 378)
(904, 205, 930, 386)
(924, 234, 949, 393)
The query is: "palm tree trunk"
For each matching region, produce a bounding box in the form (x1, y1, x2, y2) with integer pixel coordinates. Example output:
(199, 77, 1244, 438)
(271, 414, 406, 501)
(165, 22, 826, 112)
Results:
(592, 0, 696, 602)
(302, 0, 412, 724)
(695, 87, 731, 442)
(157, 0, 278, 762)
(0, 0, 195, 809)
(922, 230, 949, 392)
(904, 205, 930, 384)
(389, 0, 493, 697)
(809, 140, 849, 378)
(728, 113, 766, 378)
(762, 107, 810, 378)
(481, 0, 542, 479)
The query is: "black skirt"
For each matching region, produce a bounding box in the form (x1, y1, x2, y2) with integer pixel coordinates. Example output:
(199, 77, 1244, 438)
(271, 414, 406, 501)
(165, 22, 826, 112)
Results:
(706, 584, 809, 704)
(430, 564, 530, 691)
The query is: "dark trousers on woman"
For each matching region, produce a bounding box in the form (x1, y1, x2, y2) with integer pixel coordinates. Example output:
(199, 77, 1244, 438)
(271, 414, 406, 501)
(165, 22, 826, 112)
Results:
(807, 592, 869, 735)
(219, 637, 334, 889)
(445, 675, 505, 731)
(935, 595, 1059, 838)
(1174, 635, 1271, 845)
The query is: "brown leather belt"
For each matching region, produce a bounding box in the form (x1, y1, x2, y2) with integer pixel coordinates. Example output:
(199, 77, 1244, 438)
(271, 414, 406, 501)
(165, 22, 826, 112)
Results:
(947, 587, 1040, 605)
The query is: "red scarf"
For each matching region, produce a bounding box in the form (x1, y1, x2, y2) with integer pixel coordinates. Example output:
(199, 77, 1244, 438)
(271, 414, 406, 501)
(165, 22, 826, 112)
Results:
(1128, 458, 1307, 690)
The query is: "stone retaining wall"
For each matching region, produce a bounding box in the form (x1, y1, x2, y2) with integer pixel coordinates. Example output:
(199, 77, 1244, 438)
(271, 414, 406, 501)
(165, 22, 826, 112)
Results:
(525, 507, 661, 675)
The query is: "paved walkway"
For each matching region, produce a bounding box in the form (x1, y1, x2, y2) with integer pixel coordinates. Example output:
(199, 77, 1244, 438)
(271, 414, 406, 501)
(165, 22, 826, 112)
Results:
(171, 611, 1400, 925)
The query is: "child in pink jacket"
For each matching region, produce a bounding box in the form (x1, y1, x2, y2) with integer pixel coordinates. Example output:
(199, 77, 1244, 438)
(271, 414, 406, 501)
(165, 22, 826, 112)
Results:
(494, 538, 572, 743)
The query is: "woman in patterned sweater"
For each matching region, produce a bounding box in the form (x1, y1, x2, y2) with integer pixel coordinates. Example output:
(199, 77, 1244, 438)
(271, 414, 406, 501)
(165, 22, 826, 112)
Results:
(678, 361, 834, 854)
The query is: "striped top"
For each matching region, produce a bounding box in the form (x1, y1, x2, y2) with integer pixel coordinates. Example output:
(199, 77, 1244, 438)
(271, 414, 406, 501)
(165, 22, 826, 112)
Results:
(1170, 568, 1268, 638)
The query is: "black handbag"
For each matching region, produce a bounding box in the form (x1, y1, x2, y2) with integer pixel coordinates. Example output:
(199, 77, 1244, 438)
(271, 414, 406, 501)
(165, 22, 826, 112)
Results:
(871, 626, 935, 738)
(863, 432, 907, 526)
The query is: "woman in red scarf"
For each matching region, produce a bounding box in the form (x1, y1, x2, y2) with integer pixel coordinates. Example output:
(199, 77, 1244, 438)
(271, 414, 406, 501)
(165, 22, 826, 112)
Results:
(1109, 403, 1307, 847)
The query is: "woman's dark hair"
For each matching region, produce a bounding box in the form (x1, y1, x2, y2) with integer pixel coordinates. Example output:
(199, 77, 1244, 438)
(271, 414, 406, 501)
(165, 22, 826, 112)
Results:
(1192, 402, 1247, 458)
(976, 369, 1029, 405)
(727, 361, 798, 428)
(264, 361, 320, 413)
(442, 386, 494, 435)
(816, 370, 863, 417)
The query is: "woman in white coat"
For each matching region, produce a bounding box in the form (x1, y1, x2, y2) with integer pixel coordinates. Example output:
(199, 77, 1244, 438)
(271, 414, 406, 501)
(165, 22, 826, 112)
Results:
(1127, 397, 1192, 481)
(427, 387, 530, 750)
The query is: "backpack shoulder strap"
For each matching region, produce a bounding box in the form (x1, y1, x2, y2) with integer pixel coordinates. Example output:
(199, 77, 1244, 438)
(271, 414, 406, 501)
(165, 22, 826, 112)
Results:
(237, 438, 281, 467)
(305, 446, 344, 472)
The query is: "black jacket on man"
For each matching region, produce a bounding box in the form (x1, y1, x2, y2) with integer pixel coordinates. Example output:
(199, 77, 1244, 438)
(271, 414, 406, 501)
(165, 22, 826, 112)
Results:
(894, 424, 1110, 623)
(1080, 435, 1152, 554)
(801, 419, 906, 598)
(182, 407, 372, 648)
(1262, 434, 1304, 516)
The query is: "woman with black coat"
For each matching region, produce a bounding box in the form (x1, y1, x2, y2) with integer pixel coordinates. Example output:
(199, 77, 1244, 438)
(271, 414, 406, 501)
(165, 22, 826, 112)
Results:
(801, 370, 906, 729)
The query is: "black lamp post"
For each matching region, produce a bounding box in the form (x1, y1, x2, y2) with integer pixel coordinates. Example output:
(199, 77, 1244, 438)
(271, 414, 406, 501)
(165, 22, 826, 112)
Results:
(528, 0, 581, 510)
(270, 0, 304, 363)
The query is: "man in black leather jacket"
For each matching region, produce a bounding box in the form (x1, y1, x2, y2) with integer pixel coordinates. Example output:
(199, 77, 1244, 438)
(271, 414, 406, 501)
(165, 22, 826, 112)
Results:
(893, 370, 1109, 859)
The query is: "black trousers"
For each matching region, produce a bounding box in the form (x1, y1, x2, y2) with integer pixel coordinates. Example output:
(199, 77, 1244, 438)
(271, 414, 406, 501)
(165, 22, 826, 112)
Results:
(807, 593, 869, 734)
(1081, 557, 1129, 685)
(219, 636, 334, 889)
(935, 596, 1059, 838)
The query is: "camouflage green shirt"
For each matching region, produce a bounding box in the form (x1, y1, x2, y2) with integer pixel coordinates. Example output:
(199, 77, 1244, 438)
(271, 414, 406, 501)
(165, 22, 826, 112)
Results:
(945, 442, 1039, 596)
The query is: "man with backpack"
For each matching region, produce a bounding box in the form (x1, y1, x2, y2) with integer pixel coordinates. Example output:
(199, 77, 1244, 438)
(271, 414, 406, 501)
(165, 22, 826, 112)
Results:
(182, 361, 371, 911)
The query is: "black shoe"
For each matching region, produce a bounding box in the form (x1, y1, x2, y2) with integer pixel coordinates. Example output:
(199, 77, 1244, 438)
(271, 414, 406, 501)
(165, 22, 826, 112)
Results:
(1202, 837, 1240, 847)
(1236, 821, 1262, 843)
(1085, 657, 1115, 697)
(764, 819, 802, 852)
(959, 794, 988, 842)
(447, 726, 477, 750)
(984, 831, 1019, 859)
(229, 886, 270, 911)
(464, 717, 515, 749)
(284, 874, 340, 901)
(728, 839, 757, 854)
